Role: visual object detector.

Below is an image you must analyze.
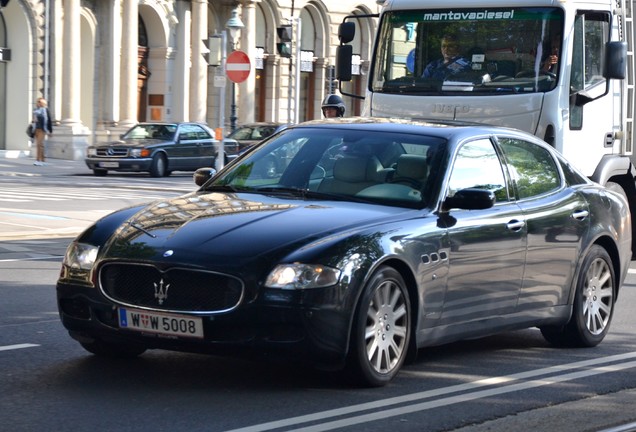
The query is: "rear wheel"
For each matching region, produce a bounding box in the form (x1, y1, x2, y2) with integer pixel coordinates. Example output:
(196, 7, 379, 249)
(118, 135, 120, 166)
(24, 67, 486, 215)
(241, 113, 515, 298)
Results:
(348, 266, 411, 387)
(540, 245, 615, 347)
(149, 153, 167, 177)
(80, 340, 146, 358)
(93, 169, 108, 177)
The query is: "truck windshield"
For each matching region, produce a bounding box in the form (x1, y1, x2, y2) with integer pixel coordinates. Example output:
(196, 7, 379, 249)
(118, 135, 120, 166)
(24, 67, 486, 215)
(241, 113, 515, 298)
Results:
(372, 7, 564, 95)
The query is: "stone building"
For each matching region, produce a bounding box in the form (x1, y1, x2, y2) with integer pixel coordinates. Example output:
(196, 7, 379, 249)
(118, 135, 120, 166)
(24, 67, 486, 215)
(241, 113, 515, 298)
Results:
(0, 0, 379, 159)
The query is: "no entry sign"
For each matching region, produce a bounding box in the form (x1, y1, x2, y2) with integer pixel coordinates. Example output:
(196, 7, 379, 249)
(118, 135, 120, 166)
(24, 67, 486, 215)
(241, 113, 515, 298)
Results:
(226, 50, 251, 83)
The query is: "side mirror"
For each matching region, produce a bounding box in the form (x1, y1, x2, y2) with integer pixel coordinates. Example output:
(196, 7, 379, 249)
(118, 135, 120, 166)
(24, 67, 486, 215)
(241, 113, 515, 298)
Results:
(443, 188, 496, 211)
(336, 45, 353, 82)
(193, 167, 217, 187)
(604, 41, 627, 80)
(338, 22, 355, 44)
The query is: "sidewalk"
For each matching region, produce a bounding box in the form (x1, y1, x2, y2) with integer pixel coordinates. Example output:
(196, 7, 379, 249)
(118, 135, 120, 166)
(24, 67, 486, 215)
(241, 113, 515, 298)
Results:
(0, 149, 93, 178)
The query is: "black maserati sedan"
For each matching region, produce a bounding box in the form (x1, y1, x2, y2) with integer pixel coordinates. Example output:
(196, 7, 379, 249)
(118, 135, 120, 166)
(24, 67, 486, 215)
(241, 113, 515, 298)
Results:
(57, 118, 631, 386)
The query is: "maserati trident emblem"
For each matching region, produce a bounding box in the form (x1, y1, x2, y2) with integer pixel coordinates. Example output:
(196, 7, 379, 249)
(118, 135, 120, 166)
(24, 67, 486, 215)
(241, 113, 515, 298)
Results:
(153, 279, 170, 305)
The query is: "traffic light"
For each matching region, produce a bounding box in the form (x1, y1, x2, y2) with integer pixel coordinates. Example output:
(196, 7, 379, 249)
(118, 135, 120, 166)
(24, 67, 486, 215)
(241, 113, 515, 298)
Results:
(277, 25, 293, 58)
(202, 36, 221, 66)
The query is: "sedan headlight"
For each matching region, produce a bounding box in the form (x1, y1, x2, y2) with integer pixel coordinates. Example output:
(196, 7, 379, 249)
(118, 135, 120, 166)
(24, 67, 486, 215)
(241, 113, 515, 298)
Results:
(265, 263, 341, 289)
(86, 147, 96, 156)
(130, 148, 142, 157)
(63, 242, 99, 271)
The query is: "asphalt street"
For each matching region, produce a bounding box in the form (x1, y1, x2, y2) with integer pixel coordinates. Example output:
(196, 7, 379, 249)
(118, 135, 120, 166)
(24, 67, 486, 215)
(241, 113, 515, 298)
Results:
(1, 152, 636, 432)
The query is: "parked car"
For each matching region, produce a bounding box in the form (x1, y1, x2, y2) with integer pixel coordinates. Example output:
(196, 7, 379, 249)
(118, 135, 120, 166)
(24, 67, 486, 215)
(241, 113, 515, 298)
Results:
(58, 118, 631, 386)
(85, 122, 218, 177)
(223, 122, 286, 160)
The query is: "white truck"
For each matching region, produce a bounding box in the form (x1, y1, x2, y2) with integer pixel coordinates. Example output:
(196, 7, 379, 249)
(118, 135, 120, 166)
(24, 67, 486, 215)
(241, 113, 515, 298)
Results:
(337, 0, 636, 248)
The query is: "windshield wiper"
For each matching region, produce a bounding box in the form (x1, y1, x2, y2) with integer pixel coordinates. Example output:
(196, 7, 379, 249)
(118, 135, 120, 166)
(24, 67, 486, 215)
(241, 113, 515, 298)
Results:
(255, 186, 309, 198)
(201, 184, 248, 193)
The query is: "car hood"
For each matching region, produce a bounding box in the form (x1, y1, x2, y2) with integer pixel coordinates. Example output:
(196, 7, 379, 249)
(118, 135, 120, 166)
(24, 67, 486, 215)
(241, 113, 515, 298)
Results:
(101, 191, 416, 265)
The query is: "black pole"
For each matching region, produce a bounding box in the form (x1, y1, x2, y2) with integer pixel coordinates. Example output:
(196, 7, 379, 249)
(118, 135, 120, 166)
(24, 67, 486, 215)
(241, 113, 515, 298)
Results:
(230, 81, 237, 133)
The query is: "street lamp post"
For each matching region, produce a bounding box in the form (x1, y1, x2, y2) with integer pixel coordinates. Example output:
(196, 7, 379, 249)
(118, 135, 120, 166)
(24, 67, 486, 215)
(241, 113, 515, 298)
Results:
(226, 8, 244, 133)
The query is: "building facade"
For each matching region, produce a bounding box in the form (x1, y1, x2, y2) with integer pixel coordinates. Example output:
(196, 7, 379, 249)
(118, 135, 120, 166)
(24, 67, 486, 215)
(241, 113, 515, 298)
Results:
(0, 0, 379, 159)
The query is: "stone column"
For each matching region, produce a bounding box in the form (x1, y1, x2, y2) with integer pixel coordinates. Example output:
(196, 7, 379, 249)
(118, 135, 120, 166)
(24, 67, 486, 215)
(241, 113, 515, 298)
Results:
(190, 0, 208, 123)
(94, 0, 122, 144)
(48, 0, 90, 160)
(238, 0, 256, 124)
(314, 58, 329, 120)
(120, 0, 138, 128)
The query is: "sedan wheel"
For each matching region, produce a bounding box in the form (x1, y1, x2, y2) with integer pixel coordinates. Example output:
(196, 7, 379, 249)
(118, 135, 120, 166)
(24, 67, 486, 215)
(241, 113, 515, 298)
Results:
(349, 266, 411, 387)
(540, 245, 615, 347)
(149, 154, 167, 177)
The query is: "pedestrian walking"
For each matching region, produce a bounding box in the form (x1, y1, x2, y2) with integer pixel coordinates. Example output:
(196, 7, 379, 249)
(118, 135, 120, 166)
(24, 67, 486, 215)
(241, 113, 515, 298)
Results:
(32, 98, 53, 165)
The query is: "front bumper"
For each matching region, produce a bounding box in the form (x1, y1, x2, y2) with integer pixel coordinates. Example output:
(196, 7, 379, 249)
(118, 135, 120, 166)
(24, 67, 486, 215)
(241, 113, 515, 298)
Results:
(56, 281, 351, 369)
(85, 157, 153, 172)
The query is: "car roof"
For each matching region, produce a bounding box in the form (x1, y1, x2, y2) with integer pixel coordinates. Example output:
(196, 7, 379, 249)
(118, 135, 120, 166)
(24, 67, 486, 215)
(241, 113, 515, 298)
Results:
(290, 117, 542, 143)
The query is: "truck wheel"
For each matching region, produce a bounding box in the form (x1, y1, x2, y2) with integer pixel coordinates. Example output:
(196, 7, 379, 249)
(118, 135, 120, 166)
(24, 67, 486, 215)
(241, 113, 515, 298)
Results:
(93, 169, 108, 177)
(540, 245, 615, 347)
(149, 153, 167, 177)
(348, 266, 411, 387)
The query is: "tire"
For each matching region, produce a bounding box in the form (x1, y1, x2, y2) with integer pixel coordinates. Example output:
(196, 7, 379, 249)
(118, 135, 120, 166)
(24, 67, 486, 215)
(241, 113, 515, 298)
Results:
(79, 340, 146, 358)
(149, 153, 167, 177)
(93, 169, 108, 177)
(540, 245, 615, 347)
(348, 266, 411, 387)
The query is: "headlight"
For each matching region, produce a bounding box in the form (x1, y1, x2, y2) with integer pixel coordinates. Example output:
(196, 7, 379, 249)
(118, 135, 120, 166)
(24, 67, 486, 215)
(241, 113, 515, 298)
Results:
(265, 263, 341, 289)
(63, 242, 99, 271)
(130, 148, 142, 157)
(86, 148, 96, 156)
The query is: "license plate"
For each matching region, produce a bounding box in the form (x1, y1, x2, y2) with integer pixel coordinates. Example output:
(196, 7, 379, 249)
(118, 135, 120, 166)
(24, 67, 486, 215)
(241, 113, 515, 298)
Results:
(118, 308, 204, 338)
(100, 162, 119, 168)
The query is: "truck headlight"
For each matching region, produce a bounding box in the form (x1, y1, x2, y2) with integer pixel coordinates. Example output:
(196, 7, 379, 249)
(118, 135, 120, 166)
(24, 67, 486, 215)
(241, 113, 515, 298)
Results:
(265, 263, 341, 289)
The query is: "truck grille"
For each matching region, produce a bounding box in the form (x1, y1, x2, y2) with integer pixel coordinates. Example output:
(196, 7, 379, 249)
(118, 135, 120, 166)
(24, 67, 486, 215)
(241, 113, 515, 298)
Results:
(98, 263, 244, 314)
(95, 148, 129, 157)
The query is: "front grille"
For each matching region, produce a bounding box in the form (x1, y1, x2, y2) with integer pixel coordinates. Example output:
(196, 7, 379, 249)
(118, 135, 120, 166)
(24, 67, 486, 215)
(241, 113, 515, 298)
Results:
(96, 148, 129, 157)
(99, 263, 244, 313)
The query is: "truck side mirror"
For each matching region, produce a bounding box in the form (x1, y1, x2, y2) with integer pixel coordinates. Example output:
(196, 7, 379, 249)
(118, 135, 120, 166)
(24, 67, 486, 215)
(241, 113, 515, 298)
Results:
(604, 41, 627, 80)
(336, 45, 353, 82)
(338, 22, 355, 44)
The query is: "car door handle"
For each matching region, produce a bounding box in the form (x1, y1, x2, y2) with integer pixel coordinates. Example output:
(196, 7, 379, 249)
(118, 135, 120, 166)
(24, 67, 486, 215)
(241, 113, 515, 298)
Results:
(506, 220, 525, 231)
(572, 209, 589, 221)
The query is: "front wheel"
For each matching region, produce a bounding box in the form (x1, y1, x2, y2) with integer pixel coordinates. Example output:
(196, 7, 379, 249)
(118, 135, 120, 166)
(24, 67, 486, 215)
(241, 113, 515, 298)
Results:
(348, 266, 411, 387)
(540, 245, 615, 347)
(149, 153, 167, 177)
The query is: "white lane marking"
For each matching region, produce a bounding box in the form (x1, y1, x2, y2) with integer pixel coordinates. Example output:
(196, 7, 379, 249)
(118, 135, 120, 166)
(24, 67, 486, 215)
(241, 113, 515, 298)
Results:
(225, 351, 636, 432)
(0, 343, 40, 352)
(0, 256, 64, 262)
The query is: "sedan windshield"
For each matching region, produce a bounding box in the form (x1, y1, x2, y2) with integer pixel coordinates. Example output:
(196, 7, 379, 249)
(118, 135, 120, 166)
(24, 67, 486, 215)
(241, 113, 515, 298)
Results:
(206, 127, 446, 208)
(124, 124, 177, 140)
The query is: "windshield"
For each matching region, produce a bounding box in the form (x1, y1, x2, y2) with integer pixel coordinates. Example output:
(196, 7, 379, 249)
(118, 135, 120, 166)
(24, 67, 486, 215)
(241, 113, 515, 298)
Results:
(372, 7, 564, 95)
(124, 124, 177, 140)
(205, 127, 447, 209)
